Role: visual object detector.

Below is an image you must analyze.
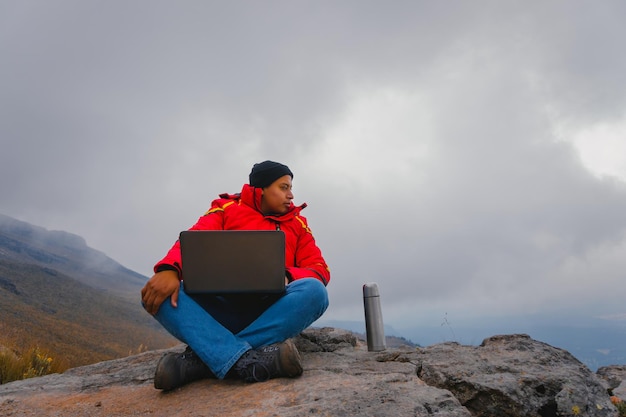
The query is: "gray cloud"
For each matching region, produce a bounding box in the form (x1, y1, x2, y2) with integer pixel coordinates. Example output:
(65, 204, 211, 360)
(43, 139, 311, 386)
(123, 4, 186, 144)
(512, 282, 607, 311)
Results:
(2, 0, 626, 330)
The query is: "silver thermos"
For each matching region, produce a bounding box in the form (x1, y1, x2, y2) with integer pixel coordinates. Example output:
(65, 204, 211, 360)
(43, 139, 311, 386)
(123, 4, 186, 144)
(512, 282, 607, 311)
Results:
(363, 282, 386, 351)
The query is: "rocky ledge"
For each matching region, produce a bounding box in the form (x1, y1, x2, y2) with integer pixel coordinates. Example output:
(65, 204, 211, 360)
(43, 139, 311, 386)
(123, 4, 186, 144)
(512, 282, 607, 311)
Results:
(1, 328, 625, 416)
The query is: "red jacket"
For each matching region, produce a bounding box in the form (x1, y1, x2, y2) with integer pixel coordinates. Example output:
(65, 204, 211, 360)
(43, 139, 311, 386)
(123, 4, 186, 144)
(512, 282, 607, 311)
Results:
(154, 184, 330, 286)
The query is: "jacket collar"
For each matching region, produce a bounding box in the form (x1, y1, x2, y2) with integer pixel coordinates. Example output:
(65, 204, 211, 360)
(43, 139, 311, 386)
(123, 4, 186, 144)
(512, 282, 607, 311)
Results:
(239, 184, 305, 220)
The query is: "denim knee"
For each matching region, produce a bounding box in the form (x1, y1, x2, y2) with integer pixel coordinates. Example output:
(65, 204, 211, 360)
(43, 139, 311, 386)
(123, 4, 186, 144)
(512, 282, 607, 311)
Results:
(291, 278, 329, 314)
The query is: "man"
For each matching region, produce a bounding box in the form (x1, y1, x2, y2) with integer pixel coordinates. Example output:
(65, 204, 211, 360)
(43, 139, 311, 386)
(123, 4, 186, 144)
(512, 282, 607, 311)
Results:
(141, 161, 330, 390)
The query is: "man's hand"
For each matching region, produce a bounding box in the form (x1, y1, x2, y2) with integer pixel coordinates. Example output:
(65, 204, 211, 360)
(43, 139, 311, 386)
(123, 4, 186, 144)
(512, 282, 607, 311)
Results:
(141, 270, 180, 315)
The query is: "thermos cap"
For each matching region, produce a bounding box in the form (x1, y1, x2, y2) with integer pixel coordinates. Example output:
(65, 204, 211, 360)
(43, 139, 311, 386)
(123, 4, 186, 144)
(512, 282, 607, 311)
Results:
(363, 282, 380, 297)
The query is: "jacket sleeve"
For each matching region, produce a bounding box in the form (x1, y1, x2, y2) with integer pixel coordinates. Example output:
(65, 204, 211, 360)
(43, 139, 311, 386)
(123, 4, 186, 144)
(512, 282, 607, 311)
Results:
(153, 205, 226, 279)
(286, 216, 331, 286)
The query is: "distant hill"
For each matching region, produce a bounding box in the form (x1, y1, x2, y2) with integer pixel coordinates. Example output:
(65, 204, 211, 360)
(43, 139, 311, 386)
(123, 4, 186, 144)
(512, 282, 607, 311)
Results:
(0, 214, 176, 369)
(317, 317, 626, 371)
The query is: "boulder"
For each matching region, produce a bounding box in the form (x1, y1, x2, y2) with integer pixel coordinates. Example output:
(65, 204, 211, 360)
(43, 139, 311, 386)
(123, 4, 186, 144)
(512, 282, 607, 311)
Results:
(414, 334, 617, 417)
(598, 365, 626, 400)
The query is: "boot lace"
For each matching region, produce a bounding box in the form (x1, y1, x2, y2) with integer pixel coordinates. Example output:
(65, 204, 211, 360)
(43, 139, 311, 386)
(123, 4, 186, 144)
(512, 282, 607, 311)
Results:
(234, 350, 275, 382)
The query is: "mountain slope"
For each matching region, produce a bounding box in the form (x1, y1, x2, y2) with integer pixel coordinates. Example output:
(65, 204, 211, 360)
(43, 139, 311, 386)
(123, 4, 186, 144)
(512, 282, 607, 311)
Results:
(0, 213, 145, 299)
(0, 214, 176, 369)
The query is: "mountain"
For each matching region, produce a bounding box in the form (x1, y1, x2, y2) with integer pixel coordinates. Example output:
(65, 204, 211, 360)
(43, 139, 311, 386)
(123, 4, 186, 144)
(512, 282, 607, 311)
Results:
(401, 316, 626, 372)
(317, 316, 626, 371)
(0, 213, 146, 298)
(0, 214, 176, 369)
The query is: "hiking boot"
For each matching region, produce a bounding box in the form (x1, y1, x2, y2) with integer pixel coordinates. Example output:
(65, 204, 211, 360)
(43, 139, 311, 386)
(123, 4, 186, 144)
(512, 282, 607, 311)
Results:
(232, 339, 303, 383)
(154, 346, 214, 390)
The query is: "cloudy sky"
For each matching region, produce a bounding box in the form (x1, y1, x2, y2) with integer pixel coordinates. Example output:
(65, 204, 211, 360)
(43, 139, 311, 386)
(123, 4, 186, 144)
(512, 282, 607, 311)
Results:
(2, 1, 626, 333)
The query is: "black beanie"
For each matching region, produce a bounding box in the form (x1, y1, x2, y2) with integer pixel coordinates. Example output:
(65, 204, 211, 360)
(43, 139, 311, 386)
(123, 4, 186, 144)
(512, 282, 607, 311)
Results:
(249, 160, 293, 188)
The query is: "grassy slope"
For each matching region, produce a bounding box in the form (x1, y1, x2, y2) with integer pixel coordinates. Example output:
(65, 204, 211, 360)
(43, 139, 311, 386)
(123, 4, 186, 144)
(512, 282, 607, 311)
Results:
(0, 259, 176, 369)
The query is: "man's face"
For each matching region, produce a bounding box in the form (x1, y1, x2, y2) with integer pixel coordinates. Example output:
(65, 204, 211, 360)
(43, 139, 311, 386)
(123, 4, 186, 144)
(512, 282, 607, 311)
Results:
(261, 175, 294, 215)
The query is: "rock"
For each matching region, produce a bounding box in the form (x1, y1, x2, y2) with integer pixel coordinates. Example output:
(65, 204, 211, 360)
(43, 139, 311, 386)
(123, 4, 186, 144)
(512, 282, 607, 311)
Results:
(413, 334, 617, 417)
(295, 325, 359, 352)
(0, 328, 622, 417)
(598, 365, 626, 400)
(615, 382, 626, 402)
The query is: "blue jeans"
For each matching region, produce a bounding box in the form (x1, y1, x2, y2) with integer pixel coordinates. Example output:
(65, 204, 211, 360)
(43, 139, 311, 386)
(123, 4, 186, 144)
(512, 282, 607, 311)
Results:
(153, 278, 329, 379)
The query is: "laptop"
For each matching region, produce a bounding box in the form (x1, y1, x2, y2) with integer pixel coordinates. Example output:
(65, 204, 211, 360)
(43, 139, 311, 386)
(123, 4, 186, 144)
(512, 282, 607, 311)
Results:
(179, 230, 286, 295)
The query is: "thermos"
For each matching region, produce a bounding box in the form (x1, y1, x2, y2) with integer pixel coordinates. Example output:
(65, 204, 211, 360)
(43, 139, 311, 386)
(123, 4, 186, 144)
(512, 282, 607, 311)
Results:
(363, 282, 386, 351)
